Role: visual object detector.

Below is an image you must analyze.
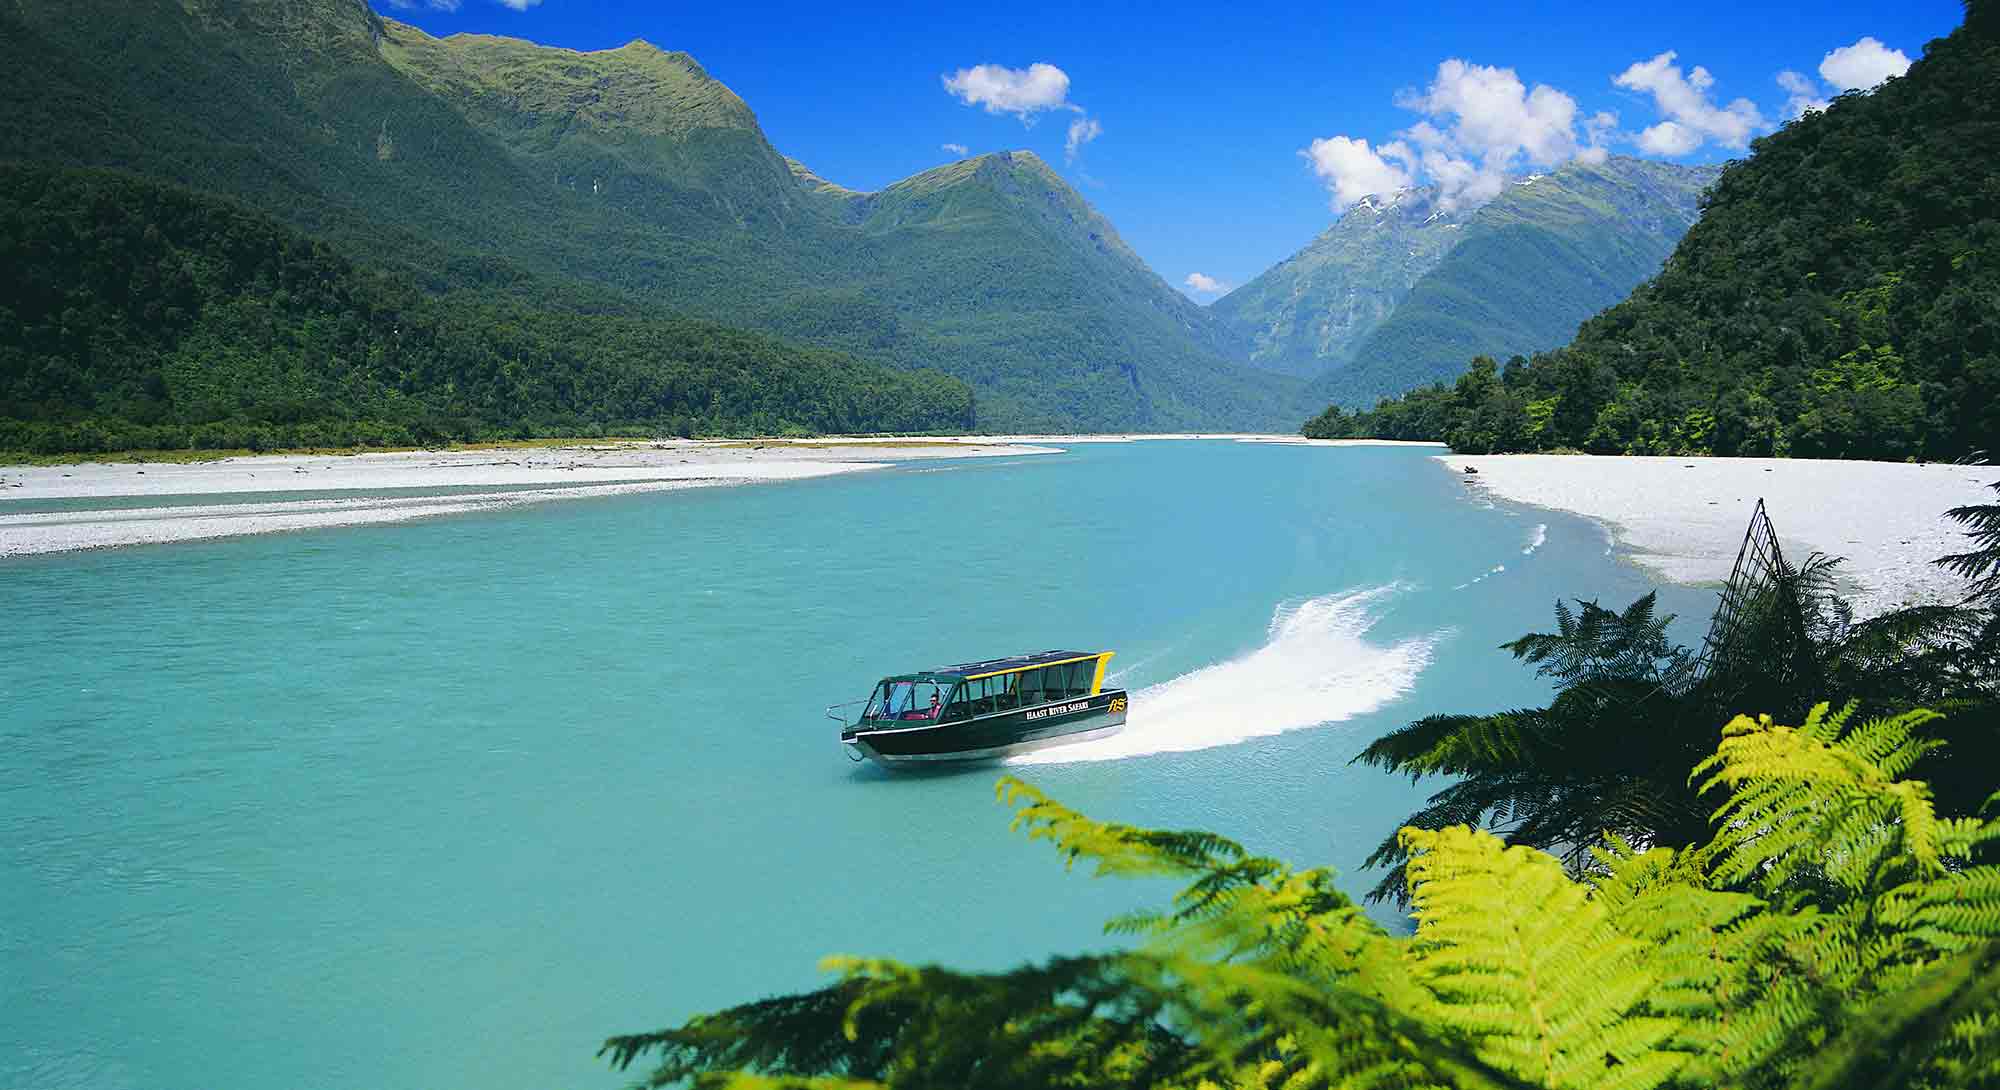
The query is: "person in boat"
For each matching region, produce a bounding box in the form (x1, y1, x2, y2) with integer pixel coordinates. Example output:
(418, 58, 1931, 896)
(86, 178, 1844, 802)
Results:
(901, 689, 943, 720)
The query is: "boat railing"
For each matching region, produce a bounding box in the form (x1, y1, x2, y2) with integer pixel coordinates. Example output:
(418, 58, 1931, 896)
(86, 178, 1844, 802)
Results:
(825, 698, 870, 727)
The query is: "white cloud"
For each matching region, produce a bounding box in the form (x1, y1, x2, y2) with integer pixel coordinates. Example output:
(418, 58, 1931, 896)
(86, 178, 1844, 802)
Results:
(1397, 60, 1582, 166)
(1819, 36, 1911, 90)
(1580, 109, 1619, 160)
(1065, 117, 1102, 162)
(1307, 59, 1595, 212)
(1635, 120, 1702, 155)
(1301, 136, 1414, 211)
(942, 142, 969, 156)
(1184, 272, 1229, 294)
(496, 0, 542, 9)
(1776, 70, 1830, 119)
(941, 62, 1076, 122)
(1612, 51, 1765, 152)
(382, 0, 462, 9)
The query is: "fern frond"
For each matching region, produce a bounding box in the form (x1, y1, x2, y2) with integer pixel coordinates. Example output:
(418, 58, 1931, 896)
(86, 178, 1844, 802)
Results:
(691, 1076, 886, 1090)
(1693, 702, 1956, 892)
(1400, 825, 1688, 1089)
(997, 775, 1249, 878)
(1794, 939, 2000, 1090)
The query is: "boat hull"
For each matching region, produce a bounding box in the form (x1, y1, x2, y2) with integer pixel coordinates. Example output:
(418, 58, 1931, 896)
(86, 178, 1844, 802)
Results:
(844, 690, 1128, 766)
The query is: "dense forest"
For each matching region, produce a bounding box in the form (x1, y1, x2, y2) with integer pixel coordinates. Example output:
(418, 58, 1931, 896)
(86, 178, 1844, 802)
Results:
(0, 165, 973, 453)
(1306, 7, 1999, 459)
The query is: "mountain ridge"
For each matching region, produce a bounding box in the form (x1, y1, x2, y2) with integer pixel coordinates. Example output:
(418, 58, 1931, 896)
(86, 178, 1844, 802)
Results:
(1216, 156, 1714, 396)
(1211, 186, 1467, 377)
(1309, 155, 1719, 406)
(0, 0, 1308, 432)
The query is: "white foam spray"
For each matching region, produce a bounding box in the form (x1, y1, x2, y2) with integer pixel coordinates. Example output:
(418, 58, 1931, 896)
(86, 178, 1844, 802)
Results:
(1523, 523, 1547, 555)
(1011, 585, 1444, 764)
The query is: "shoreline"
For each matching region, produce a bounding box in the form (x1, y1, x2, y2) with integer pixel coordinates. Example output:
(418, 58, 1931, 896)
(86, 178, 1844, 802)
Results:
(0, 432, 1441, 468)
(0, 439, 1056, 557)
(1440, 453, 1994, 616)
(0, 433, 1433, 557)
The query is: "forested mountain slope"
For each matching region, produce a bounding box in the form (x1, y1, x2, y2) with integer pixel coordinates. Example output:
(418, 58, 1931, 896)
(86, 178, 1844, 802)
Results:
(0, 164, 972, 452)
(1209, 187, 1469, 377)
(1215, 157, 1712, 392)
(0, 0, 1304, 432)
(1310, 157, 1717, 408)
(1311, 6, 1999, 458)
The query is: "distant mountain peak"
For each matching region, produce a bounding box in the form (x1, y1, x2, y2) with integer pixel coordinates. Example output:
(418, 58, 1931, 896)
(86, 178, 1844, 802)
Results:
(1214, 157, 1716, 379)
(378, 20, 763, 139)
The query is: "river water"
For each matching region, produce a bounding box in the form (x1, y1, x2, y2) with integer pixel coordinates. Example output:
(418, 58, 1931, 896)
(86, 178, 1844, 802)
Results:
(0, 440, 1712, 1089)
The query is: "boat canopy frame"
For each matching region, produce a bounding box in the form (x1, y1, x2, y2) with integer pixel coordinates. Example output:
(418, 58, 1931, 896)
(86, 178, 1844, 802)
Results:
(874, 650, 1114, 691)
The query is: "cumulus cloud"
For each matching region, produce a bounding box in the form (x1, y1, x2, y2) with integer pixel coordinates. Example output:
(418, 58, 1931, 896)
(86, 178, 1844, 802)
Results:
(942, 62, 1076, 122)
(1819, 36, 1911, 90)
(1306, 60, 1600, 212)
(1579, 110, 1619, 162)
(1635, 120, 1701, 155)
(942, 142, 969, 156)
(1301, 136, 1414, 211)
(1184, 272, 1229, 294)
(1776, 70, 1829, 119)
(1612, 52, 1764, 152)
(1397, 60, 1582, 166)
(1065, 117, 1102, 162)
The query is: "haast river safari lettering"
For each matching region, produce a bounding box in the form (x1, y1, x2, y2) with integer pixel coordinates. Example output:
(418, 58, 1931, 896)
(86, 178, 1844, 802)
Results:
(1025, 700, 1089, 721)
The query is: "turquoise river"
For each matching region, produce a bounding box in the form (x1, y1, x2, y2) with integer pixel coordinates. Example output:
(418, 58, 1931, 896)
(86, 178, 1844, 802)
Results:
(1, 441, 1714, 1090)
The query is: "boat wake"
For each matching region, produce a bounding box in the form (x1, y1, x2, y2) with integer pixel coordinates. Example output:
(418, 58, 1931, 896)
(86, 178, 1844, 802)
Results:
(1010, 585, 1443, 764)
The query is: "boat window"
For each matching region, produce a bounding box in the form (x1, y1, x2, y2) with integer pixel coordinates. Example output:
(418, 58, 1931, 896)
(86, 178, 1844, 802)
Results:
(1018, 667, 1047, 705)
(992, 672, 1021, 712)
(864, 680, 953, 722)
(941, 683, 972, 722)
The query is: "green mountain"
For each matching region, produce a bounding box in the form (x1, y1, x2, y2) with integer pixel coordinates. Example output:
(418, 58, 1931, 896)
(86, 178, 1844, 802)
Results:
(0, 163, 972, 453)
(1313, 7, 1999, 459)
(0, 0, 1305, 433)
(1312, 157, 1718, 408)
(1211, 188, 1470, 377)
(1214, 157, 1713, 397)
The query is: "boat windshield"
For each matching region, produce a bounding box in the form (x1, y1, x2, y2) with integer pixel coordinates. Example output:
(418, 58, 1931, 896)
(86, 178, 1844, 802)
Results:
(864, 679, 955, 722)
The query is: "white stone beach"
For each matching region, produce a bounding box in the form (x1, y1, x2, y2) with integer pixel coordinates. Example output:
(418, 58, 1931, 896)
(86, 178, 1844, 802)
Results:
(1442, 453, 1995, 616)
(0, 439, 1057, 557)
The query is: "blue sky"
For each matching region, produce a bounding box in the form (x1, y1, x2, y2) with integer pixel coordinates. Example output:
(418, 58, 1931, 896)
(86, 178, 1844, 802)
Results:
(376, 0, 1965, 301)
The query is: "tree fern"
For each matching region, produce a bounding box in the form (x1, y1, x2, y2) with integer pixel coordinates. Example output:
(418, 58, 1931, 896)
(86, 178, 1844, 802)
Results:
(1938, 480, 2000, 604)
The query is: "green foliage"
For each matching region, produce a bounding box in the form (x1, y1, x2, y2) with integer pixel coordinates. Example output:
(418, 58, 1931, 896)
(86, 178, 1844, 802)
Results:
(1352, 546, 1998, 904)
(0, 164, 974, 451)
(1311, 10, 2000, 459)
(605, 704, 2000, 1090)
(1940, 480, 2000, 604)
